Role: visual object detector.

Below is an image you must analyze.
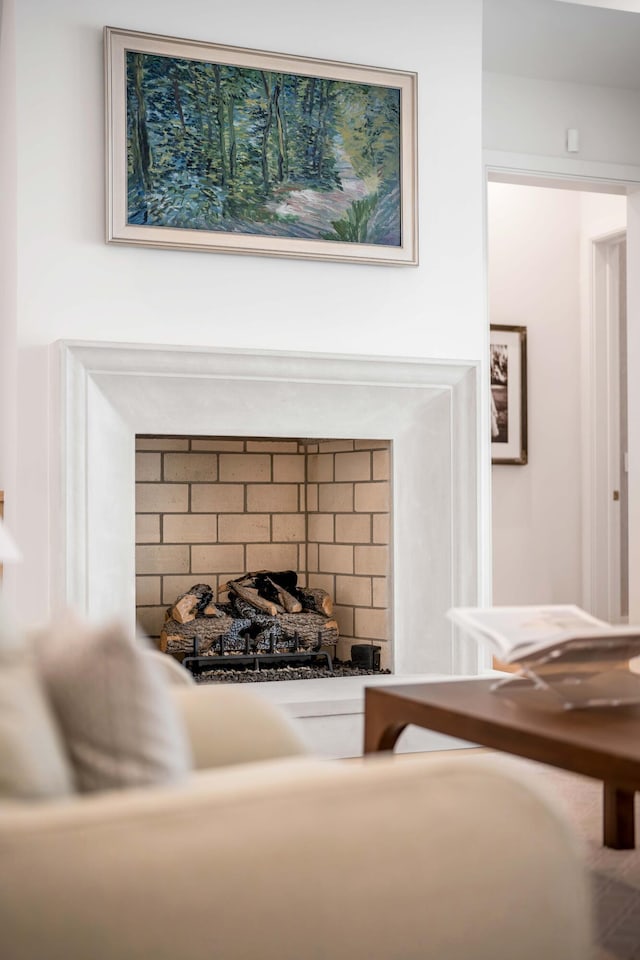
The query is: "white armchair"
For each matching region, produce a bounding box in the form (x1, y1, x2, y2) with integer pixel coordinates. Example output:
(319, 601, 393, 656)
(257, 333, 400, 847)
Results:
(0, 679, 591, 960)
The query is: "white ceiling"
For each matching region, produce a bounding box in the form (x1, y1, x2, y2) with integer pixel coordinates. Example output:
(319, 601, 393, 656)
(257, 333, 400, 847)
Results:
(483, 0, 640, 89)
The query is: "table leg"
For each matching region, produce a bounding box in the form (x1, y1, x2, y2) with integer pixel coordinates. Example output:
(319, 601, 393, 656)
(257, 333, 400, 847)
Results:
(363, 690, 408, 754)
(603, 783, 635, 849)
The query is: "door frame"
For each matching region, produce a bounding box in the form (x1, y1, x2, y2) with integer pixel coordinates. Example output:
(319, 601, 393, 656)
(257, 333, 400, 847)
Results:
(587, 232, 627, 621)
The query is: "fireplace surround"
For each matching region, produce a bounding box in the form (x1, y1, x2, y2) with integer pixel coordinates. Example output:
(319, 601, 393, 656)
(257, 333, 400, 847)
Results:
(56, 341, 480, 680)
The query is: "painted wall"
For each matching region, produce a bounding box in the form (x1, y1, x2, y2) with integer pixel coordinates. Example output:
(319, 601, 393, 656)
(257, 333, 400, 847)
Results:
(557, 2, 640, 13)
(580, 192, 628, 238)
(2, 0, 486, 622)
(483, 72, 640, 167)
(490, 182, 626, 607)
(490, 183, 583, 604)
(0, 0, 17, 541)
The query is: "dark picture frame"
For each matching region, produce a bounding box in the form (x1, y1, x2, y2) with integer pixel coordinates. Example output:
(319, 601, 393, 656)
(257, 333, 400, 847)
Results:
(104, 27, 418, 265)
(490, 324, 528, 465)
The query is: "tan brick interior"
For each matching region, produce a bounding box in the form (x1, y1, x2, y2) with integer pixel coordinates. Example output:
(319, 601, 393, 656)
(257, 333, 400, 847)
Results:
(135, 436, 391, 668)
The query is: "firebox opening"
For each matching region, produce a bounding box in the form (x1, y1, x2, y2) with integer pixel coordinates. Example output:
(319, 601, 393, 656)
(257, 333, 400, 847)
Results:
(135, 435, 392, 681)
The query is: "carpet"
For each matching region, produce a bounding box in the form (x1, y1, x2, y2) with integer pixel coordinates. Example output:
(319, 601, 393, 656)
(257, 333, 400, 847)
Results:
(474, 755, 640, 959)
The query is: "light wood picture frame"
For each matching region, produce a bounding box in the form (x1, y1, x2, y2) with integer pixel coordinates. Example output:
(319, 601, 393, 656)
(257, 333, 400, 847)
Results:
(105, 27, 418, 265)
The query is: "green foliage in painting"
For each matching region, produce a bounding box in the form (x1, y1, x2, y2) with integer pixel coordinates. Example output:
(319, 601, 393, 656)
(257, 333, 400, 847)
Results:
(323, 193, 379, 243)
(126, 52, 401, 245)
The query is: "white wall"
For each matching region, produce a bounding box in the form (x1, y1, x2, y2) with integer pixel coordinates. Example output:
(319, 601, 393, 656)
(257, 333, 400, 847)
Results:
(490, 183, 583, 604)
(2, 0, 487, 622)
(557, 2, 640, 12)
(484, 72, 640, 167)
(580, 192, 628, 238)
(0, 0, 17, 538)
(490, 182, 627, 608)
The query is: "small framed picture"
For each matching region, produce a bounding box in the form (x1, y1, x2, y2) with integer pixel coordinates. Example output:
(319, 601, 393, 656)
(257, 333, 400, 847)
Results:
(490, 324, 527, 465)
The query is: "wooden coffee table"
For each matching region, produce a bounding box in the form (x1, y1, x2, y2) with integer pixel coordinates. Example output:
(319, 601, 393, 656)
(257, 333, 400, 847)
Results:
(364, 678, 640, 849)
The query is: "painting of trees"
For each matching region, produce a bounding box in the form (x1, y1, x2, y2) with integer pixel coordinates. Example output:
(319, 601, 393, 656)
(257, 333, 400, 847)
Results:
(126, 51, 402, 246)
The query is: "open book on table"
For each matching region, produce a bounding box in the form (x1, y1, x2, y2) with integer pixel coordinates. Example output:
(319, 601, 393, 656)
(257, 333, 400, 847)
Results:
(447, 604, 640, 667)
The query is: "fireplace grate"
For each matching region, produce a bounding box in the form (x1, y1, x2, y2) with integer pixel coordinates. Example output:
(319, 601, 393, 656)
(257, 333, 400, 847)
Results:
(182, 649, 333, 676)
(180, 624, 333, 676)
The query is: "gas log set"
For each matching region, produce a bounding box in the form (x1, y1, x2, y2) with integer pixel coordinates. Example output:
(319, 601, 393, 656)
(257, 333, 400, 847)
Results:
(160, 571, 339, 673)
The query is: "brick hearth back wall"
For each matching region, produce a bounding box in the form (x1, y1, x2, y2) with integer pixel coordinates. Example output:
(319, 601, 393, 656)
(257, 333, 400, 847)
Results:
(135, 437, 391, 666)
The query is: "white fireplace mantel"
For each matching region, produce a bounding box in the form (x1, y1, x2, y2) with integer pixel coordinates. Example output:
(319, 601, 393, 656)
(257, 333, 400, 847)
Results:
(54, 341, 481, 680)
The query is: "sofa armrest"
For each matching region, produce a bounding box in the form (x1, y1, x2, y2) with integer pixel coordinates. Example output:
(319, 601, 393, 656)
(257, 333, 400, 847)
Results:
(170, 683, 307, 769)
(0, 754, 590, 960)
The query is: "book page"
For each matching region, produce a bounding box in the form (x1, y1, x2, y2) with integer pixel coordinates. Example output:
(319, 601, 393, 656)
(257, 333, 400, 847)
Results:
(447, 604, 621, 661)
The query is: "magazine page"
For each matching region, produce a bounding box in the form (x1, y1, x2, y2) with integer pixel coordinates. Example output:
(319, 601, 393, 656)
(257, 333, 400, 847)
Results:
(447, 604, 637, 662)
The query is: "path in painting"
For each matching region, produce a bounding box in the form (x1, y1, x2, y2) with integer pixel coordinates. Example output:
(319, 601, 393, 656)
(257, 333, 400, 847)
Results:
(265, 147, 370, 238)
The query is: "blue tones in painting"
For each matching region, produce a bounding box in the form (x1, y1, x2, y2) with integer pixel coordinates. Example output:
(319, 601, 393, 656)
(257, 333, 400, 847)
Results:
(126, 52, 401, 246)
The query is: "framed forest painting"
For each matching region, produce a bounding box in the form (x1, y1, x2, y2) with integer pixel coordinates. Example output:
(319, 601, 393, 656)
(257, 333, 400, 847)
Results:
(490, 324, 528, 465)
(105, 28, 418, 265)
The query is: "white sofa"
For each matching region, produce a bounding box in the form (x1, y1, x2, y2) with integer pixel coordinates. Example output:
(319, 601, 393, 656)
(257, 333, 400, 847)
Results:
(0, 681, 591, 960)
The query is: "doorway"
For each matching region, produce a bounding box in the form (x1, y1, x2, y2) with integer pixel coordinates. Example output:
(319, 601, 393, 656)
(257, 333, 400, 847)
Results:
(487, 178, 629, 620)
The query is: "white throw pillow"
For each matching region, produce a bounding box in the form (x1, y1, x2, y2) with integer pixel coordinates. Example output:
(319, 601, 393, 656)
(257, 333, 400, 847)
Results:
(35, 614, 192, 792)
(0, 610, 74, 800)
(145, 648, 195, 687)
